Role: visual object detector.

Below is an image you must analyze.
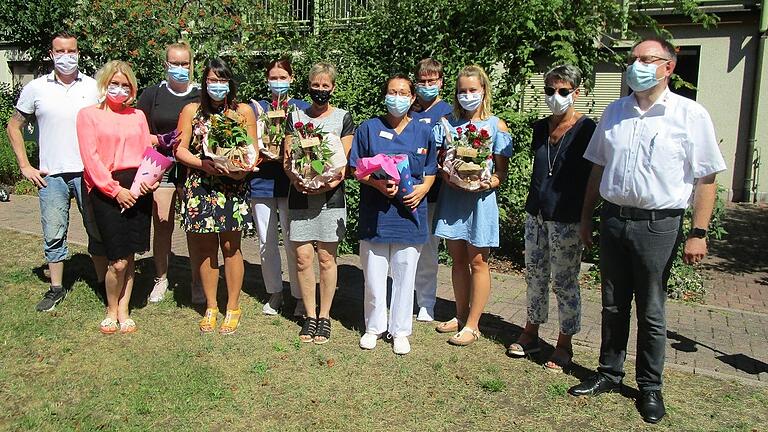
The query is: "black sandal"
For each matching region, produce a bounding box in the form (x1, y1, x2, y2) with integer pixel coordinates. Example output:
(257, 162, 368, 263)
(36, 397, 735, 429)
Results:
(313, 318, 331, 345)
(299, 317, 317, 343)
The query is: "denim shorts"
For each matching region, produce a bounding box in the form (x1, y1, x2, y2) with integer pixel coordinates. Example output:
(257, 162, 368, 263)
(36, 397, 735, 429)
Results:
(38, 173, 105, 262)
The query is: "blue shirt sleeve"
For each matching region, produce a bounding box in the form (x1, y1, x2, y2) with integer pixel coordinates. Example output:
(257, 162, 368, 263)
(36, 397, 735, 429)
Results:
(424, 128, 438, 175)
(349, 121, 368, 169)
(432, 122, 446, 149)
(493, 128, 514, 157)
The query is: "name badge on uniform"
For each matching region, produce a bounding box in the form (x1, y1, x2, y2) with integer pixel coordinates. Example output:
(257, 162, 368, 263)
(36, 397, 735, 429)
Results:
(379, 131, 394, 140)
(417, 147, 427, 155)
(419, 118, 432, 124)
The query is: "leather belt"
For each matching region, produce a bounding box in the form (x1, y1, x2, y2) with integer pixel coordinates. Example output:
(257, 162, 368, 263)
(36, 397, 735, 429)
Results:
(604, 202, 684, 221)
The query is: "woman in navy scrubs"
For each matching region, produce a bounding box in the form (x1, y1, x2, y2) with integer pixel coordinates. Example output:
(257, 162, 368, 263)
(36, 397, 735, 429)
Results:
(349, 74, 437, 355)
(248, 58, 310, 317)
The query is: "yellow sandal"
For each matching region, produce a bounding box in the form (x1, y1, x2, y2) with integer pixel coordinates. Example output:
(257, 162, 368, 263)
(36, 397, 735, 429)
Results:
(219, 308, 242, 335)
(199, 308, 218, 334)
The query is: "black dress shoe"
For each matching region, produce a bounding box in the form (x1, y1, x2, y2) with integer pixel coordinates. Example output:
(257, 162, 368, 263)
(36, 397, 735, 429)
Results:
(637, 390, 666, 424)
(568, 373, 620, 397)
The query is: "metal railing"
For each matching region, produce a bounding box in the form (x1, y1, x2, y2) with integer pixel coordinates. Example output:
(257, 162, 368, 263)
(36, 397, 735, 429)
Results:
(256, 0, 378, 30)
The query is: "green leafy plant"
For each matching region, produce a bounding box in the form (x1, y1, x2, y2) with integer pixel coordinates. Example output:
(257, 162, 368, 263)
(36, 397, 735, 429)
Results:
(290, 121, 333, 177)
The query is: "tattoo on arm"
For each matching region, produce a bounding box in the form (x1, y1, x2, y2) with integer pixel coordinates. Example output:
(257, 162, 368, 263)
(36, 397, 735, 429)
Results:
(13, 110, 32, 126)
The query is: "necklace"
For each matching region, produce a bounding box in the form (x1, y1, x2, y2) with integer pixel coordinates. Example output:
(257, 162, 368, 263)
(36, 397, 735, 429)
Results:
(546, 111, 576, 177)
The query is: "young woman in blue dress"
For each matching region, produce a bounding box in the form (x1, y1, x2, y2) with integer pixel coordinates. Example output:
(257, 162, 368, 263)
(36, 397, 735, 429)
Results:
(350, 74, 437, 355)
(433, 65, 514, 346)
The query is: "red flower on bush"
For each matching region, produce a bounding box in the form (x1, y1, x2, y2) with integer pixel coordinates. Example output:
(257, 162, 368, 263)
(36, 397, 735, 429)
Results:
(456, 127, 463, 135)
(473, 139, 482, 148)
(281, 100, 289, 109)
(467, 123, 477, 133)
(480, 129, 490, 139)
(294, 121, 304, 129)
(271, 100, 278, 109)
(306, 123, 315, 131)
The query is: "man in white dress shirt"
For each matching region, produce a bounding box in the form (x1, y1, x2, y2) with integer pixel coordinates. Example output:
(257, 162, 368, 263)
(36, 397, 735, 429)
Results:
(567, 37, 726, 424)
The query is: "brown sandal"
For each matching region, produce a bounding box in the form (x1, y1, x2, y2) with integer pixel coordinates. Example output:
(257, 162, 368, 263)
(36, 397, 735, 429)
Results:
(448, 327, 480, 346)
(544, 346, 573, 373)
(436, 318, 461, 334)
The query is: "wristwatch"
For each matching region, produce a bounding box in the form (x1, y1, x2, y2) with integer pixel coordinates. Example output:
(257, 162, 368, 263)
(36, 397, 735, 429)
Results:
(688, 227, 708, 239)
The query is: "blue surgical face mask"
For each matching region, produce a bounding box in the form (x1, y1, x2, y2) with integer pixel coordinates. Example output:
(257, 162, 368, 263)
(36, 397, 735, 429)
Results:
(457, 92, 483, 112)
(416, 85, 440, 101)
(385, 95, 412, 117)
(626, 60, 664, 92)
(268, 80, 290, 95)
(207, 82, 229, 101)
(168, 65, 190, 84)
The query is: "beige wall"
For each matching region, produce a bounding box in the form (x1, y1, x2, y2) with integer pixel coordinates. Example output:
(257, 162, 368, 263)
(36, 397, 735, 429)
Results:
(665, 18, 764, 202)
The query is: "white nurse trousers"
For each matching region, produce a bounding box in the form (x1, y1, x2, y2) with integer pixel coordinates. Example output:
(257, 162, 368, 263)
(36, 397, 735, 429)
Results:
(413, 202, 439, 312)
(360, 240, 422, 338)
(250, 197, 301, 298)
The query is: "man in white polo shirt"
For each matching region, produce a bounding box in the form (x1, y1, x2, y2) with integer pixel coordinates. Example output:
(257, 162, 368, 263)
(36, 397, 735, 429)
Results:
(568, 37, 726, 424)
(6, 31, 107, 312)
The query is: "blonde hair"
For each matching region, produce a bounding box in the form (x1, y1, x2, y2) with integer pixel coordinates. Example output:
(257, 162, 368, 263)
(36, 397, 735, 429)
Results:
(165, 41, 195, 81)
(308, 62, 337, 85)
(95, 60, 138, 105)
(452, 64, 493, 120)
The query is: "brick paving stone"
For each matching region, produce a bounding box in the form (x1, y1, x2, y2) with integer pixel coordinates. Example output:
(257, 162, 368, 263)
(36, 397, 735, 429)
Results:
(1, 194, 767, 384)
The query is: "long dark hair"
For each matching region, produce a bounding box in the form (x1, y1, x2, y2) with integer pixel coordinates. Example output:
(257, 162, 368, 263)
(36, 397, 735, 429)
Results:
(200, 57, 238, 117)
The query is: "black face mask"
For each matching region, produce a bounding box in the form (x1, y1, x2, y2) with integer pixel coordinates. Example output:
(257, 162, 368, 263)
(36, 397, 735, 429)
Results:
(309, 88, 332, 105)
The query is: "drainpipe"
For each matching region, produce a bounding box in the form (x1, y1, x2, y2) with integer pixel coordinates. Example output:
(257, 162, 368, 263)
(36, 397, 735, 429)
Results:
(743, 2, 767, 202)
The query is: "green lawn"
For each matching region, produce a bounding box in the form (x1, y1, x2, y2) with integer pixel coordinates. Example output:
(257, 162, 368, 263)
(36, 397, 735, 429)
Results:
(0, 229, 766, 431)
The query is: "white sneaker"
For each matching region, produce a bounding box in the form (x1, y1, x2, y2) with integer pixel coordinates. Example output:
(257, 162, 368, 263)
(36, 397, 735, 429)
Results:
(293, 301, 306, 317)
(262, 293, 283, 315)
(190, 280, 206, 305)
(148, 277, 169, 303)
(393, 336, 411, 355)
(416, 307, 434, 322)
(359, 332, 379, 350)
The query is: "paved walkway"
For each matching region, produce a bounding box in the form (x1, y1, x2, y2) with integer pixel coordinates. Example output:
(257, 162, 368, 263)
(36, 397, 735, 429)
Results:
(0, 195, 766, 385)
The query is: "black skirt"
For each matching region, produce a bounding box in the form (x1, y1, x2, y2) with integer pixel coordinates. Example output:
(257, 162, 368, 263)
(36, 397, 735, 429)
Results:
(90, 168, 152, 261)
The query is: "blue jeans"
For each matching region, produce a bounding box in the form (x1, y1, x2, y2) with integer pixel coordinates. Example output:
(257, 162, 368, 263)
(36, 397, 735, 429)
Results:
(38, 173, 104, 262)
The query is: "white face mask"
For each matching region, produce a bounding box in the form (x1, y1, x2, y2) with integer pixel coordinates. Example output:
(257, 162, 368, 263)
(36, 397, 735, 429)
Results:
(53, 53, 79, 75)
(106, 84, 130, 104)
(457, 92, 483, 112)
(545, 92, 573, 115)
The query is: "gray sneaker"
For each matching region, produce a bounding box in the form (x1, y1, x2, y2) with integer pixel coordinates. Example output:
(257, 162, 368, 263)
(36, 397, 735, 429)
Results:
(36, 286, 66, 312)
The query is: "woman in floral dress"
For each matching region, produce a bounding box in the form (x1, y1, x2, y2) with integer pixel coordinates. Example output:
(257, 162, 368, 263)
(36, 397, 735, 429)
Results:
(175, 57, 259, 335)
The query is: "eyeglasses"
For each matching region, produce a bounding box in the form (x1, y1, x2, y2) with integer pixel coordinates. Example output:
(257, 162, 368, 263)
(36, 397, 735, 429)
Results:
(627, 55, 671, 65)
(387, 90, 412, 97)
(206, 77, 229, 84)
(544, 86, 575, 97)
(167, 61, 190, 68)
(416, 78, 440, 86)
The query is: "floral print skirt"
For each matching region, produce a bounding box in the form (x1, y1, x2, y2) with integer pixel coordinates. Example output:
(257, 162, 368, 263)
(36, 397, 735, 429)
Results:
(181, 169, 250, 233)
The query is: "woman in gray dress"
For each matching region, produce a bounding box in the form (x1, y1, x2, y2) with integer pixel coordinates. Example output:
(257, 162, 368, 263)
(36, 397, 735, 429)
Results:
(283, 62, 354, 344)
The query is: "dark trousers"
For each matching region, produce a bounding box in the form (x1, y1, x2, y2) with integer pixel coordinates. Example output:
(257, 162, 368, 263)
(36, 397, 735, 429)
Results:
(596, 205, 683, 391)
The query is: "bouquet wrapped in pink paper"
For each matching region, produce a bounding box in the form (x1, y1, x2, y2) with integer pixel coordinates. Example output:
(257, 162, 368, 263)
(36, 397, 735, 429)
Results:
(129, 147, 173, 198)
(355, 154, 418, 224)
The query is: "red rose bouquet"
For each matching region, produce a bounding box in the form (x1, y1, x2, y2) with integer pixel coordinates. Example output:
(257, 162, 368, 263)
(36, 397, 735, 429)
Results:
(441, 122, 493, 190)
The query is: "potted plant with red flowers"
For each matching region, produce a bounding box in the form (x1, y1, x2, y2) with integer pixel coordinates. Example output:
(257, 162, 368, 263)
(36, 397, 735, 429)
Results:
(288, 120, 346, 189)
(257, 94, 295, 160)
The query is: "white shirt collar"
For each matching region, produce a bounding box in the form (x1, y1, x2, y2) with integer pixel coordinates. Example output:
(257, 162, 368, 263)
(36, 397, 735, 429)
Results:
(160, 80, 199, 97)
(627, 86, 673, 117)
(46, 71, 83, 84)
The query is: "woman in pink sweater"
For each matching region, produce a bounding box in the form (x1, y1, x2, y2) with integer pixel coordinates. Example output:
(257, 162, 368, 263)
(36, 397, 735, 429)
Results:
(77, 60, 158, 335)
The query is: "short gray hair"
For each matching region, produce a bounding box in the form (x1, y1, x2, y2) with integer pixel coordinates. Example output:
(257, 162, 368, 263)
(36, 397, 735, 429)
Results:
(308, 62, 337, 85)
(544, 64, 582, 89)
